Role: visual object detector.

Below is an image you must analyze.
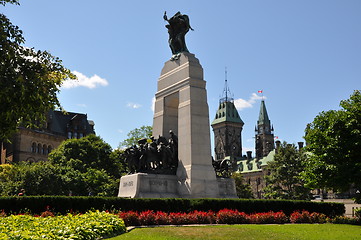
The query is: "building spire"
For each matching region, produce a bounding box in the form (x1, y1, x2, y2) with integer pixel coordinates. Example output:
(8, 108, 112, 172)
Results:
(220, 67, 233, 103)
(255, 99, 275, 159)
(258, 99, 270, 127)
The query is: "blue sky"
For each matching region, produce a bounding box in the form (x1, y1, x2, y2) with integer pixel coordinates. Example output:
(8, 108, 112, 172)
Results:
(2, 1, 360, 156)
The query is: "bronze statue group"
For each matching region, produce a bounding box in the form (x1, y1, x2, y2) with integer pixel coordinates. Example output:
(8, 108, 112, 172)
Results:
(123, 131, 178, 175)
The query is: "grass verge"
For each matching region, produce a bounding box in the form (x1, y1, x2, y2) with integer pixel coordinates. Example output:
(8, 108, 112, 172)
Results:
(108, 224, 361, 240)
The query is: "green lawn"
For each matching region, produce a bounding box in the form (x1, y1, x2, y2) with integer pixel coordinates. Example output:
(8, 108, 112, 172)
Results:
(108, 224, 361, 240)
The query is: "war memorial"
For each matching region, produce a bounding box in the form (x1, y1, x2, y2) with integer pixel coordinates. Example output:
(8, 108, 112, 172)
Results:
(118, 12, 237, 198)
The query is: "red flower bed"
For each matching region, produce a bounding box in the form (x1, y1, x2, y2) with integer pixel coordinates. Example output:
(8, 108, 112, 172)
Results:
(118, 209, 293, 226)
(216, 209, 249, 224)
(118, 211, 140, 226)
(249, 211, 288, 224)
(290, 210, 327, 223)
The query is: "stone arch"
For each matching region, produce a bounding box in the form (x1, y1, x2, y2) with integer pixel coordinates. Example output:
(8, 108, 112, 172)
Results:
(47, 145, 53, 154)
(26, 157, 36, 162)
(37, 143, 42, 154)
(31, 142, 37, 153)
(42, 144, 47, 155)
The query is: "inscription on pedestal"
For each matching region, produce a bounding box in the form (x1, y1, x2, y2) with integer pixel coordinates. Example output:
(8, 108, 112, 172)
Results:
(123, 181, 134, 187)
(149, 180, 168, 186)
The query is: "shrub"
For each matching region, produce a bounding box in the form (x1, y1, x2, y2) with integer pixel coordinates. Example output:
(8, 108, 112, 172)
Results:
(290, 210, 312, 223)
(154, 211, 169, 225)
(328, 216, 360, 225)
(0, 211, 126, 239)
(290, 210, 327, 224)
(139, 210, 157, 225)
(215, 209, 249, 224)
(189, 210, 216, 224)
(168, 212, 191, 225)
(249, 211, 288, 224)
(118, 211, 140, 226)
(310, 212, 327, 223)
(118, 209, 352, 226)
(0, 196, 345, 217)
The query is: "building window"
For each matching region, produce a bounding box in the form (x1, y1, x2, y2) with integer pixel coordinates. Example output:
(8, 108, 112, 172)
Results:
(79, 133, 84, 138)
(48, 145, 52, 154)
(73, 132, 78, 139)
(42, 144, 47, 155)
(68, 132, 72, 139)
(31, 142, 36, 153)
(37, 144, 42, 154)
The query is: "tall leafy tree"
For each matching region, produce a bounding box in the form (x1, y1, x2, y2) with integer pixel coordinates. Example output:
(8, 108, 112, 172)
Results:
(0, 0, 75, 141)
(49, 135, 122, 177)
(231, 172, 254, 199)
(119, 125, 152, 148)
(48, 135, 123, 196)
(303, 90, 361, 193)
(263, 142, 310, 200)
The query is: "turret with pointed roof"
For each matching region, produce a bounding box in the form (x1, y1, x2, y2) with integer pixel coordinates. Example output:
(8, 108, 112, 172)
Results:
(211, 74, 244, 161)
(255, 100, 275, 159)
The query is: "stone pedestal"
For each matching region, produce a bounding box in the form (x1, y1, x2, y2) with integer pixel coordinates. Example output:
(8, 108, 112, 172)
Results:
(118, 173, 178, 198)
(152, 53, 220, 198)
(118, 53, 237, 199)
(217, 178, 238, 198)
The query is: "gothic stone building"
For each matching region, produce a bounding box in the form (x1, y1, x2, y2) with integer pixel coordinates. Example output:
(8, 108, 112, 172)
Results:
(211, 83, 277, 198)
(1, 110, 95, 164)
(236, 99, 276, 198)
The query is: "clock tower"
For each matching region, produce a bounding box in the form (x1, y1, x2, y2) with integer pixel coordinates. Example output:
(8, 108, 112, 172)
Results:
(211, 77, 244, 161)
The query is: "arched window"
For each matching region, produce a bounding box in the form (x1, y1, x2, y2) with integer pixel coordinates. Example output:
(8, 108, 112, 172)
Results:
(31, 142, 36, 153)
(74, 132, 78, 139)
(68, 132, 72, 139)
(79, 133, 84, 138)
(37, 143, 42, 154)
(43, 144, 47, 155)
(48, 145, 52, 154)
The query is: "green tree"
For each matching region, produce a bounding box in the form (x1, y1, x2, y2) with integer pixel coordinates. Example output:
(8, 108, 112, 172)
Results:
(49, 135, 121, 177)
(0, 162, 65, 196)
(263, 142, 310, 200)
(0, 135, 123, 196)
(48, 135, 122, 196)
(119, 125, 152, 148)
(0, 1, 75, 141)
(231, 172, 254, 199)
(304, 90, 361, 193)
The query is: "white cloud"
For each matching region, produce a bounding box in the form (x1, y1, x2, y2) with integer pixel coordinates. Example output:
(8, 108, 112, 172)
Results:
(127, 102, 142, 109)
(76, 103, 87, 108)
(151, 97, 156, 112)
(62, 71, 109, 89)
(234, 93, 265, 111)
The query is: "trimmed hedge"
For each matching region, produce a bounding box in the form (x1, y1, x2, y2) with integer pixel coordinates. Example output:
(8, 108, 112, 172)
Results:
(0, 196, 344, 217)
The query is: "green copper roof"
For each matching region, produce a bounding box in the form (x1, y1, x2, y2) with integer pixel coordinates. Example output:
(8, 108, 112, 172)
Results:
(258, 100, 270, 126)
(211, 101, 244, 125)
(236, 150, 275, 173)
